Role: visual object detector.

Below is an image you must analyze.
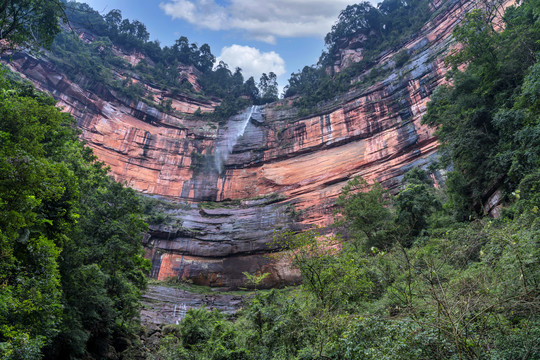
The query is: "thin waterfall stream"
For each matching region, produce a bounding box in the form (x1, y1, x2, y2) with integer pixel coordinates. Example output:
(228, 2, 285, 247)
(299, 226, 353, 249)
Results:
(214, 105, 260, 173)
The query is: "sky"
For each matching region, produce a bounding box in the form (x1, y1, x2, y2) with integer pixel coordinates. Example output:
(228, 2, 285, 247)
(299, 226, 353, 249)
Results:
(81, 0, 377, 94)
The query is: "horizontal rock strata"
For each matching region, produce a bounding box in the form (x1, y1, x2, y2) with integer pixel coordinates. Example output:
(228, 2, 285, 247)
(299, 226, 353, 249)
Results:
(141, 285, 244, 325)
(4, 0, 515, 288)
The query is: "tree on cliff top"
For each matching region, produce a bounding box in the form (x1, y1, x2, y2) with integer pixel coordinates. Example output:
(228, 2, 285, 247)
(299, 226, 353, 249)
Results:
(319, 0, 431, 66)
(0, 0, 66, 53)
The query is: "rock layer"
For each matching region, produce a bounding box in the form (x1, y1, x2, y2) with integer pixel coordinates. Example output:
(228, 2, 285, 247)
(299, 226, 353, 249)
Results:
(4, 0, 515, 288)
(141, 285, 244, 325)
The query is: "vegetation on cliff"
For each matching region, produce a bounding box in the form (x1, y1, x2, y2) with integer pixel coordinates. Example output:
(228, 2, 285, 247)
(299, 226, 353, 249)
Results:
(283, 0, 433, 113)
(423, 1, 540, 220)
(44, 1, 279, 119)
(154, 1, 539, 359)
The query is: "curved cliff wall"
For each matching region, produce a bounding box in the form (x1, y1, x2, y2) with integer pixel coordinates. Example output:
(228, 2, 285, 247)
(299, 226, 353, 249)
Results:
(5, 0, 514, 288)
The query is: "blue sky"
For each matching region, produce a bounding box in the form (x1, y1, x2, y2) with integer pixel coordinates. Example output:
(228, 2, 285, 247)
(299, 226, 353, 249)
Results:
(82, 0, 376, 93)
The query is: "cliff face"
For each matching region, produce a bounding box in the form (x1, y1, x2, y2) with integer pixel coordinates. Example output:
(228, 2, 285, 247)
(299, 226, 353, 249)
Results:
(4, 0, 512, 288)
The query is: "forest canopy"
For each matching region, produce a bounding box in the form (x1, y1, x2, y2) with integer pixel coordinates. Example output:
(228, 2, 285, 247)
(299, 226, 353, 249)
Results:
(0, 0, 66, 52)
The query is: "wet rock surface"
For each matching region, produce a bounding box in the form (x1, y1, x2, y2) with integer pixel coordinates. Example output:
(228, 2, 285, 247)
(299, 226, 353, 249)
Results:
(143, 195, 302, 288)
(141, 285, 244, 325)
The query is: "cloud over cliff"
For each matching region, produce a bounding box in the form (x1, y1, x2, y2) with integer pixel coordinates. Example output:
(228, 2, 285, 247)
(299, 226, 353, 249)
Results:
(216, 45, 286, 81)
(159, 0, 360, 44)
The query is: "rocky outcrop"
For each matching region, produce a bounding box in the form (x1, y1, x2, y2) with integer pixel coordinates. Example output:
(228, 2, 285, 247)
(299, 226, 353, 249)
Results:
(139, 285, 245, 356)
(4, 0, 515, 288)
(143, 194, 301, 288)
(141, 285, 244, 325)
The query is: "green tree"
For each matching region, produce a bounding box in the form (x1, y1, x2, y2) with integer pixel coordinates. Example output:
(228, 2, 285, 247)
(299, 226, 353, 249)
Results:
(44, 144, 149, 358)
(0, 72, 149, 359)
(119, 18, 135, 36)
(243, 76, 259, 101)
(133, 19, 149, 41)
(335, 177, 395, 250)
(104, 8, 121, 33)
(156, 307, 249, 360)
(197, 43, 216, 73)
(258, 72, 279, 104)
(320, 0, 430, 67)
(323, 2, 381, 65)
(0, 75, 77, 359)
(0, 0, 66, 52)
(395, 168, 441, 242)
(284, 65, 324, 98)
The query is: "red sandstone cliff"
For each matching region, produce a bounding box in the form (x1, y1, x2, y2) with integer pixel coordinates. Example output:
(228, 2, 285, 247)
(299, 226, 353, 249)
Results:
(4, 0, 515, 288)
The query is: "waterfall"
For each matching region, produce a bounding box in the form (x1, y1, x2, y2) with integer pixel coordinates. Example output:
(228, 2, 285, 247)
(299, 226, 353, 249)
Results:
(214, 105, 259, 173)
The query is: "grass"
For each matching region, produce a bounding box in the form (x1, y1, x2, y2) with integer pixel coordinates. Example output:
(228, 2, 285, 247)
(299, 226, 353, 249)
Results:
(198, 193, 286, 210)
(147, 278, 296, 297)
(198, 199, 241, 209)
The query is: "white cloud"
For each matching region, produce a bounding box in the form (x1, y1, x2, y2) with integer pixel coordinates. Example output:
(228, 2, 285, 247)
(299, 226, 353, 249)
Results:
(160, 0, 227, 31)
(217, 45, 286, 82)
(159, 0, 365, 43)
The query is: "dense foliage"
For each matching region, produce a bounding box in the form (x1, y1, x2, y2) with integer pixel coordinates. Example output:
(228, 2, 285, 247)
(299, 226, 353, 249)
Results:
(0, 72, 150, 359)
(423, 0, 540, 219)
(154, 2, 539, 359)
(0, 0, 66, 52)
(1, 0, 539, 359)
